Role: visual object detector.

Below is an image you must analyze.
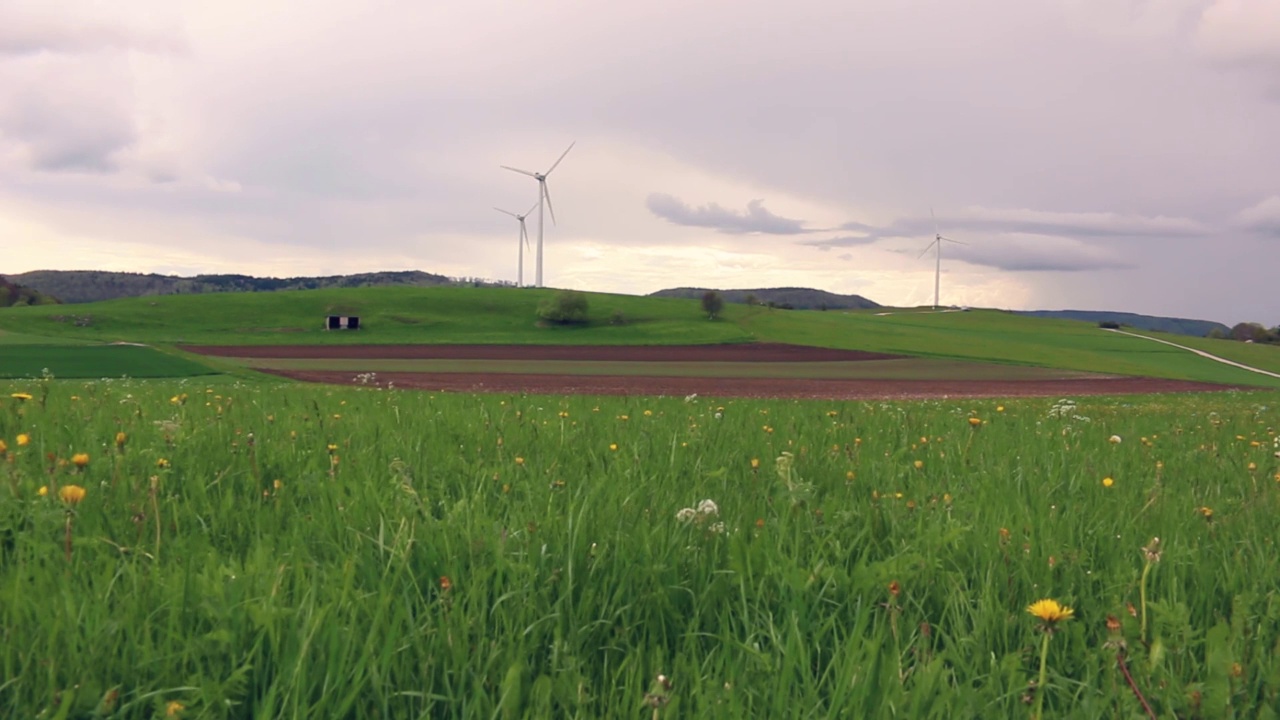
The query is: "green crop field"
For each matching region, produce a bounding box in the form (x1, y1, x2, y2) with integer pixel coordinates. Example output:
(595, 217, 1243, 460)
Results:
(1, 287, 1277, 388)
(2, 378, 1279, 717)
(214, 357, 1102, 381)
(0, 345, 218, 379)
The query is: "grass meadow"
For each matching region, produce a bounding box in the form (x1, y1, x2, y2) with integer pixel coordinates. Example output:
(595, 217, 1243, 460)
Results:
(2, 286, 1277, 388)
(3, 379, 1280, 718)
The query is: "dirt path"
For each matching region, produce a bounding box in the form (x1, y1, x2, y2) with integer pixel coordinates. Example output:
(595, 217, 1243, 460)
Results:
(1105, 329, 1280, 379)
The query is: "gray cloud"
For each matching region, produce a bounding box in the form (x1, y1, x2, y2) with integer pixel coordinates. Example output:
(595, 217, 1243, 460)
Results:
(1234, 196, 1280, 236)
(944, 238, 1135, 272)
(646, 194, 815, 234)
(0, 59, 137, 173)
(2, 1, 1279, 324)
(0, 3, 184, 57)
(835, 207, 1210, 242)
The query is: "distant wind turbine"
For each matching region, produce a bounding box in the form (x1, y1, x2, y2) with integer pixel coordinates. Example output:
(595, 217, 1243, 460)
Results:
(918, 209, 967, 309)
(494, 201, 539, 288)
(501, 142, 574, 288)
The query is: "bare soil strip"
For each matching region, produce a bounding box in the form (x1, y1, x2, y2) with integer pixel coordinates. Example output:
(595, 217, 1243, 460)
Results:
(181, 342, 903, 362)
(187, 342, 1248, 399)
(261, 369, 1240, 400)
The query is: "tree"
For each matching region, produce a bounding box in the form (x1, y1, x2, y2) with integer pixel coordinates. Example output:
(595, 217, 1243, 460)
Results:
(537, 290, 589, 324)
(1230, 322, 1268, 342)
(701, 290, 724, 319)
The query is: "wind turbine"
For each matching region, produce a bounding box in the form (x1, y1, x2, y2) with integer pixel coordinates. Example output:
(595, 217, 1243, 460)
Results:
(501, 142, 574, 288)
(918, 209, 967, 309)
(494, 201, 539, 287)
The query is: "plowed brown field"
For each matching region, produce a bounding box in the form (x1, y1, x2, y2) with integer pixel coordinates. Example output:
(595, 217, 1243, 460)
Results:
(184, 343, 1243, 399)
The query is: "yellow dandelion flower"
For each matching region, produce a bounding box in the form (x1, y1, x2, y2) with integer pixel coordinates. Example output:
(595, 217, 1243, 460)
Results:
(38, 485, 48, 496)
(913, 460, 924, 469)
(17, 433, 30, 446)
(115, 431, 127, 449)
(165, 700, 185, 716)
(609, 443, 618, 451)
(273, 479, 283, 490)
(0, 439, 6, 454)
(996, 405, 1005, 412)
(1247, 462, 1257, 471)
(10, 392, 32, 401)
(1026, 598, 1074, 624)
(157, 458, 171, 468)
(1198, 506, 1213, 519)
(71, 453, 90, 468)
(751, 458, 760, 469)
(514, 456, 525, 465)
(1102, 477, 1114, 488)
(327, 443, 339, 454)
(968, 417, 982, 426)
(643, 410, 652, 416)
(845, 470, 855, 481)
(59, 484, 87, 505)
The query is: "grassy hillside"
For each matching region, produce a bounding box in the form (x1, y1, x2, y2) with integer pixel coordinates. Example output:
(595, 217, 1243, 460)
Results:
(1014, 309, 1228, 337)
(0, 286, 756, 347)
(1, 287, 1278, 388)
(3, 269, 472, 304)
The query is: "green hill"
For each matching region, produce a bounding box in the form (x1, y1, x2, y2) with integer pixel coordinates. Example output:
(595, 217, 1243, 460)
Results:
(651, 286, 879, 310)
(1, 285, 1278, 388)
(1014, 309, 1228, 338)
(2, 269, 488, 304)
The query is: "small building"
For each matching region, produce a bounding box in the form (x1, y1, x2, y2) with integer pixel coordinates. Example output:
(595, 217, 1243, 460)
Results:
(325, 315, 360, 330)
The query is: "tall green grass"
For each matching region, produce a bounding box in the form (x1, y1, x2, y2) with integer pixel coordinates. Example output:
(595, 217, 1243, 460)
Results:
(2, 380, 1279, 717)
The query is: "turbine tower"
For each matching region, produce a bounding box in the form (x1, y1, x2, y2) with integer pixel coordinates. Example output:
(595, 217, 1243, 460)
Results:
(918, 209, 967, 309)
(501, 142, 574, 288)
(494, 201, 539, 287)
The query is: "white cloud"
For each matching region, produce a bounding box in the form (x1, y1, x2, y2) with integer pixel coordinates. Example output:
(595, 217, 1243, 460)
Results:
(1196, 0, 1280, 69)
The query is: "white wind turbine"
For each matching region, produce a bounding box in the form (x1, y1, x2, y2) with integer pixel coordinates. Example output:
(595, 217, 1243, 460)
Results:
(494, 200, 539, 288)
(501, 142, 574, 288)
(918, 209, 967, 309)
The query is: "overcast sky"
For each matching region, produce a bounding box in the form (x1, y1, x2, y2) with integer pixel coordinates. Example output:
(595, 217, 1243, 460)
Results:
(1, 0, 1278, 324)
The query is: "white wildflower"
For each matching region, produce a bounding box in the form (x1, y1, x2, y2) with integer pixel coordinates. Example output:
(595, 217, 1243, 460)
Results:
(1109, 435, 1122, 444)
(697, 499, 719, 516)
(675, 507, 697, 523)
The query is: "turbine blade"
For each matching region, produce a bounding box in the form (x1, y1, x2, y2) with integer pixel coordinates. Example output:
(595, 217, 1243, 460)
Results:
(931, 207, 938, 238)
(917, 240, 938, 259)
(940, 236, 968, 245)
(543, 182, 557, 225)
(525, 199, 540, 217)
(494, 207, 518, 218)
(546, 141, 575, 174)
(501, 165, 538, 178)
(522, 223, 531, 250)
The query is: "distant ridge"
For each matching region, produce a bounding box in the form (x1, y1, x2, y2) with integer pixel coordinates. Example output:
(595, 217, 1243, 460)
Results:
(650, 287, 880, 310)
(1013, 310, 1228, 338)
(2, 270, 512, 304)
(0, 278, 60, 307)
